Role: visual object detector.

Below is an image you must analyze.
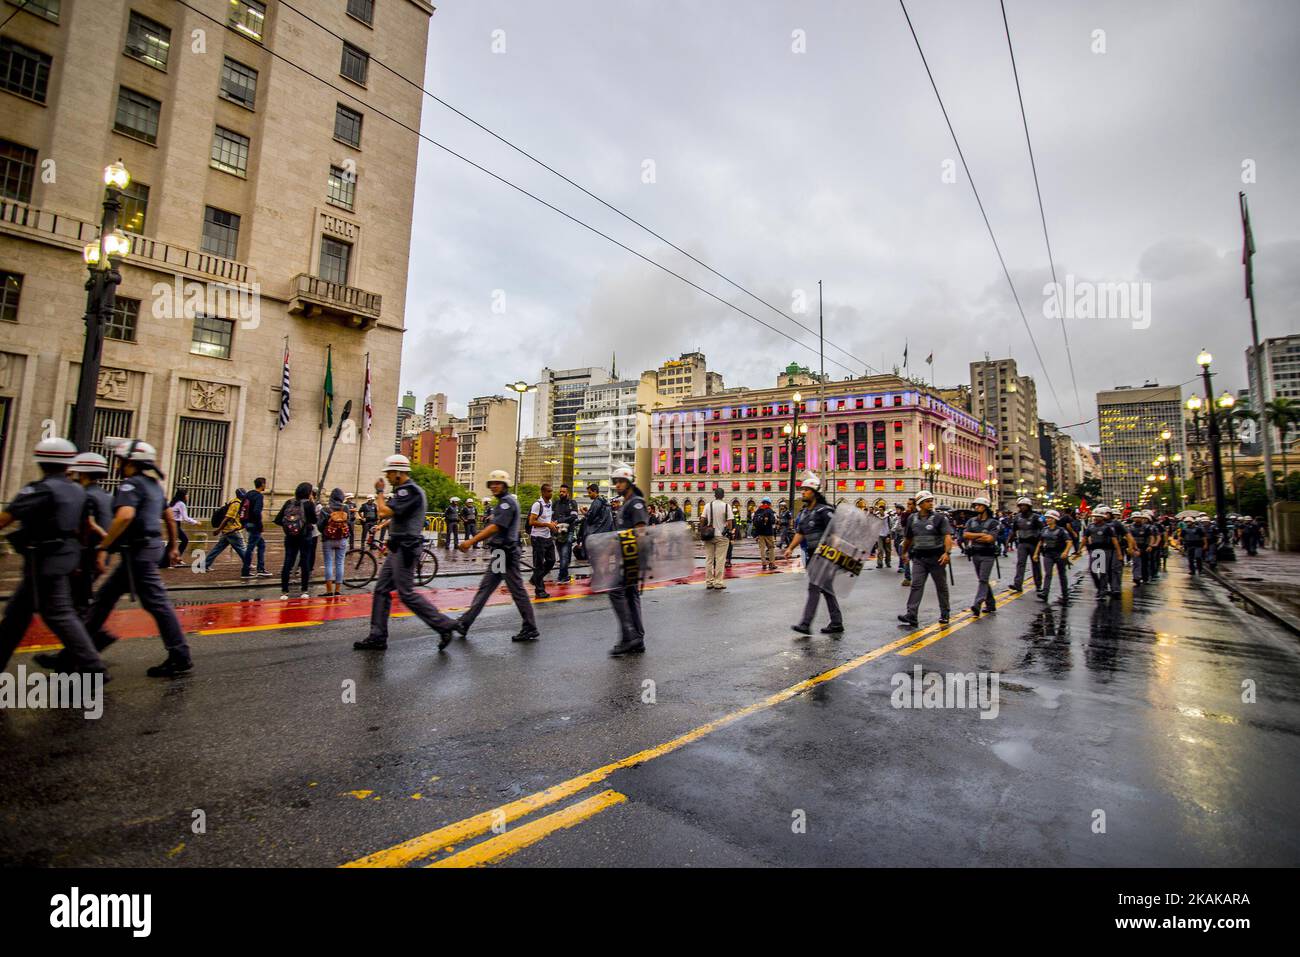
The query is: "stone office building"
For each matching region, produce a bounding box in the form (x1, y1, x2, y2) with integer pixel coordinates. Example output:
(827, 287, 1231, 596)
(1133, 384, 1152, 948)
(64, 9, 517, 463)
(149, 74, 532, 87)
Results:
(0, 0, 434, 508)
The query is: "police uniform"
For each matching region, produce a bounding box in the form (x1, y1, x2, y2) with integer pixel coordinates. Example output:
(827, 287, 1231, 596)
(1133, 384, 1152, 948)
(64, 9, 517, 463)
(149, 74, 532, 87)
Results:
(365, 480, 455, 645)
(1107, 516, 1131, 593)
(83, 470, 191, 667)
(1132, 521, 1156, 584)
(1037, 525, 1074, 600)
(460, 502, 477, 544)
(963, 515, 1001, 613)
(795, 497, 842, 633)
(0, 472, 105, 673)
(457, 491, 537, 637)
(1082, 520, 1120, 598)
(608, 491, 650, 652)
(74, 479, 114, 616)
(443, 502, 460, 549)
(1011, 510, 1044, 592)
(903, 510, 953, 622)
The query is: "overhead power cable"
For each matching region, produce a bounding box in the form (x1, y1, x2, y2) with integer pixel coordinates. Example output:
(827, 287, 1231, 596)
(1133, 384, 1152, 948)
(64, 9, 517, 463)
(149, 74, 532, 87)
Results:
(897, 0, 1064, 416)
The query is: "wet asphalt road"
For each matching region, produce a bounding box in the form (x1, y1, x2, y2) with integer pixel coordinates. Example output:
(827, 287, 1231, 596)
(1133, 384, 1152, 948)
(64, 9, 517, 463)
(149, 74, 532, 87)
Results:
(2, 557, 1297, 868)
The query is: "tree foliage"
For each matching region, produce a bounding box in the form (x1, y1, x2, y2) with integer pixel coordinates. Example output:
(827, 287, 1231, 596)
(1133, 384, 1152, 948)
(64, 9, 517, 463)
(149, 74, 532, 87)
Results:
(408, 465, 474, 512)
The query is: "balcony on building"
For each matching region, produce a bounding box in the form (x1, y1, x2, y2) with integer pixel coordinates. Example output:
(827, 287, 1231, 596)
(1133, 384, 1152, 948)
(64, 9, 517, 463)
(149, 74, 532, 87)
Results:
(290, 273, 382, 330)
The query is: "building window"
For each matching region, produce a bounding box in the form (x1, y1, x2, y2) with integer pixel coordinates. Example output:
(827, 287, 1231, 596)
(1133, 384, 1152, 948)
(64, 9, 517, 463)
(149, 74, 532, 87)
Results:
(125, 11, 171, 70)
(228, 0, 266, 42)
(347, 0, 374, 26)
(5, 0, 59, 22)
(114, 87, 161, 144)
(219, 57, 258, 109)
(0, 270, 21, 322)
(326, 164, 355, 210)
(0, 138, 37, 202)
(190, 314, 234, 359)
(334, 103, 363, 147)
(119, 181, 149, 233)
(210, 126, 249, 176)
(174, 417, 230, 514)
(0, 37, 52, 103)
(105, 296, 140, 342)
(201, 206, 240, 258)
(340, 43, 369, 85)
(66, 406, 133, 494)
(319, 237, 351, 284)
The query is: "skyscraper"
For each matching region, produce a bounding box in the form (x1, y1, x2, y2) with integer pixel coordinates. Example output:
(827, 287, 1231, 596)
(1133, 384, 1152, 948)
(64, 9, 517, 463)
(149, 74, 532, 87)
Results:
(1096, 383, 1186, 509)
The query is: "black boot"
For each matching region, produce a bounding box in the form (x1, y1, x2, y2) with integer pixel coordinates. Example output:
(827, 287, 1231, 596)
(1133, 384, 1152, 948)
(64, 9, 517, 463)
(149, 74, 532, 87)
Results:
(511, 627, 540, 642)
(353, 637, 388, 651)
(146, 654, 193, 677)
(609, 637, 644, 656)
(791, 623, 812, 636)
(820, 623, 844, 635)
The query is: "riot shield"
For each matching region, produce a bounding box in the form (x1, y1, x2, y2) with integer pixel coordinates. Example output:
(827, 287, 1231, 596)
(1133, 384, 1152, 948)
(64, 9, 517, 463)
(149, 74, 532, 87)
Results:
(806, 503, 883, 596)
(586, 521, 695, 593)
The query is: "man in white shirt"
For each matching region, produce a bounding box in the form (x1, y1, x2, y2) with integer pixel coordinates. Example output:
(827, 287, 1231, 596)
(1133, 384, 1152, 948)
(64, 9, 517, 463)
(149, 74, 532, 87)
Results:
(702, 489, 733, 589)
(528, 483, 558, 599)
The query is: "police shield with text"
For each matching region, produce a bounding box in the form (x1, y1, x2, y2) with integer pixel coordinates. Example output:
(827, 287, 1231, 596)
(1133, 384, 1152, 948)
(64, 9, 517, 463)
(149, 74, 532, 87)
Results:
(354, 454, 457, 652)
(784, 472, 844, 636)
(605, 463, 650, 656)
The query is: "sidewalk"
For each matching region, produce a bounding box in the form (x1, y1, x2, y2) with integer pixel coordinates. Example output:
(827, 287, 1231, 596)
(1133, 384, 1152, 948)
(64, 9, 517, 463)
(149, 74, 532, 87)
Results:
(1208, 547, 1300, 637)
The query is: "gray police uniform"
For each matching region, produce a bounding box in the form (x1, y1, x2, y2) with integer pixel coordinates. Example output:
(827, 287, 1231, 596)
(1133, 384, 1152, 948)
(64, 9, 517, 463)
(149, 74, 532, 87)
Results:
(368, 480, 454, 642)
(1011, 511, 1044, 591)
(83, 472, 190, 662)
(458, 492, 537, 633)
(1082, 521, 1119, 597)
(905, 511, 952, 620)
(0, 475, 105, 672)
(963, 515, 1001, 611)
(443, 503, 460, 548)
(797, 500, 842, 629)
(608, 493, 650, 648)
(1038, 525, 1073, 599)
(1107, 519, 1130, 593)
(71, 481, 113, 616)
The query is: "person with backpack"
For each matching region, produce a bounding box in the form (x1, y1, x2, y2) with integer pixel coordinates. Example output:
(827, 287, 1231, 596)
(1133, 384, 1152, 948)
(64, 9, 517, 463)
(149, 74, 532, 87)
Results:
(274, 482, 318, 599)
(239, 477, 270, 579)
(203, 489, 248, 572)
(751, 497, 778, 570)
(318, 487, 351, 597)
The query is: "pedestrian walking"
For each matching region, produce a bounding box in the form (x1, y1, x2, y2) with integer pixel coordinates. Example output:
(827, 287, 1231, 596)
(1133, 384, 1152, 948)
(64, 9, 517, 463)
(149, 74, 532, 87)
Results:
(785, 473, 843, 636)
(0, 439, 107, 676)
(239, 477, 270, 578)
(962, 496, 1000, 618)
(273, 482, 318, 599)
(701, 488, 732, 589)
(319, 487, 351, 598)
(1009, 497, 1044, 593)
(751, 496, 778, 570)
(69, 452, 113, 615)
(607, 463, 650, 656)
(528, 483, 558, 598)
(453, 469, 539, 642)
(203, 489, 248, 572)
(167, 489, 200, 566)
(898, 491, 954, 627)
(1033, 510, 1078, 603)
(553, 484, 577, 583)
(354, 456, 456, 651)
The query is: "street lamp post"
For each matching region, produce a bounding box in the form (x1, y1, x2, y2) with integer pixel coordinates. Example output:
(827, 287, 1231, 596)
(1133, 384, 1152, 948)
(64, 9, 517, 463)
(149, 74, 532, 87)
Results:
(1160, 429, 1181, 513)
(72, 159, 131, 454)
(782, 391, 805, 516)
(986, 464, 997, 510)
(506, 380, 536, 486)
(1217, 391, 1241, 513)
(1196, 350, 1235, 561)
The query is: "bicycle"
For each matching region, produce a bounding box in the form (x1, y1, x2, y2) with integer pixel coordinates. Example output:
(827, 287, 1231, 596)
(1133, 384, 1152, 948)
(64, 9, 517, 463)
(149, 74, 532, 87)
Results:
(343, 535, 440, 589)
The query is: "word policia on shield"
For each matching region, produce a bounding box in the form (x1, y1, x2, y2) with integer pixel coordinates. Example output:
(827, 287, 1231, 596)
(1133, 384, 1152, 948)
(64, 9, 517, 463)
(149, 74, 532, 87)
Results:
(806, 504, 885, 597)
(585, 522, 695, 593)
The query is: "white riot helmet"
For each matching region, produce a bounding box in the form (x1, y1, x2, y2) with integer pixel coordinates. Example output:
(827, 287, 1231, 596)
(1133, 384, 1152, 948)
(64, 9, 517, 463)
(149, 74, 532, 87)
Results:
(798, 471, 821, 490)
(487, 469, 511, 485)
(382, 454, 411, 473)
(33, 437, 78, 465)
(449, 496, 460, 503)
(113, 439, 157, 463)
(915, 490, 935, 505)
(1045, 509, 1061, 520)
(71, 451, 108, 474)
(972, 496, 991, 509)
(610, 462, 635, 483)
(1016, 496, 1033, 507)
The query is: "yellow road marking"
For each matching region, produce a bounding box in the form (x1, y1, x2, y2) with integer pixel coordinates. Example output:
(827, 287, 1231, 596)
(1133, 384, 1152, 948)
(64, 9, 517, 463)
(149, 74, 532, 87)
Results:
(199, 620, 323, 635)
(898, 588, 1028, 655)
(427, 790, 628, 868)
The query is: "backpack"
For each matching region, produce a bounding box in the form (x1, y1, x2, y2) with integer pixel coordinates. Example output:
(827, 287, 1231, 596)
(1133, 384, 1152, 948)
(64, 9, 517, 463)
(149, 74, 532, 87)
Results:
(211, 499, 236, 529)
(281, 498, 305, 536)
(323, 507, 350, 540)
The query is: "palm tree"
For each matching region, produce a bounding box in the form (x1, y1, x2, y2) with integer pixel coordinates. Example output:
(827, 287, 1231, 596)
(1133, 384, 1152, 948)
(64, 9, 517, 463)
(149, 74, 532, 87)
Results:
(1264, 397, 1300, 498)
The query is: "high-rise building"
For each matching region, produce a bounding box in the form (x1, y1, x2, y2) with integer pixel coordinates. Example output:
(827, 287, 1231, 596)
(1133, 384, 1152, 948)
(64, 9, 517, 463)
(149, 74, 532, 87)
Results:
(532, 366, 612, 439)
(455, 395, 517, 495)
(518, 434, 573, 489)
(656, 351, 724, 398)
(422, 392, 447, 429)
(402, 423, 456, 475)
(574, 373, 672, 492)
(1246, 333, 1300, 405)
(0, 0, 434, 506)
(1039, 420, 1085, 494)
(1096, 384, 1186, 510)
(396, 391, 418, 452)
(970, 358, 1043, 504)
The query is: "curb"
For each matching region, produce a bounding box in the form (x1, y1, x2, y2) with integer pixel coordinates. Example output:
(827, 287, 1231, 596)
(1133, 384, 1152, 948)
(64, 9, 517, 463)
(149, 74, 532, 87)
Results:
(1203, 565, 1300, 639)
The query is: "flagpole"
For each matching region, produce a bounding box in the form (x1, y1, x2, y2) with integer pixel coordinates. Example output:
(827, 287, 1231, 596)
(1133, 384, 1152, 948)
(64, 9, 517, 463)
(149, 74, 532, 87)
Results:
(355, 351, 369, 495)
(1241, 192, 1275, 505)
(270, 335, 288, 508)
(316, 343, 331, 486)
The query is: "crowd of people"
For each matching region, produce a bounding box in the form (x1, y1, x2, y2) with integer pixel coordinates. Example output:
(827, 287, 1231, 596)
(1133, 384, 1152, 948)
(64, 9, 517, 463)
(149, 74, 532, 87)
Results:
(0, 435, 1276, 680)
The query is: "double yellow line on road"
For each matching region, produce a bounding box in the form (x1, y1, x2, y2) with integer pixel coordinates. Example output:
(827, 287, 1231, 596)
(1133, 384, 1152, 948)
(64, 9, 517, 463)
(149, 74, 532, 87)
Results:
(343, 585, 1030, 868)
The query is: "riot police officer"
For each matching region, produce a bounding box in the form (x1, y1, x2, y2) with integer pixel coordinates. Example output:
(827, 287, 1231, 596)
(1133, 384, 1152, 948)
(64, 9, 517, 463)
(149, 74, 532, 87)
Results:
(899, 491, 954, 626)
(355, 454, 457, 652)
(1033, 509, 1078, 602)
(460, 498, 478, 546)
(1108, 508, 1136, 594)
(69, 452, 114, 615)
(784, 472, 842, 637)
(444, 496, 461, 549)
(80, 440, 192, 677)
(1082, 507, 1124, 600)
(962, 496, 1000, 618)
(607, 463, 650, 656)
(1009, 497, 1044, 593)
(0, 439, 106, 675)
(454, 469, 539, 642)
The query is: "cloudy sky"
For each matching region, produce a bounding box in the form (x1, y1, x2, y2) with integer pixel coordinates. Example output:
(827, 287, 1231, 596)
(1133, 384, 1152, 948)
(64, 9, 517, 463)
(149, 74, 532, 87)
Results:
(401, 0, 1300, 444)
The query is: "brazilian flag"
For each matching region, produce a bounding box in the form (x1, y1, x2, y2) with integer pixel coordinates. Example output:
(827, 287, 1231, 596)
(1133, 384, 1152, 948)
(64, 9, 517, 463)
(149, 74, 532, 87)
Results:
(323, 345, 334, 429)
